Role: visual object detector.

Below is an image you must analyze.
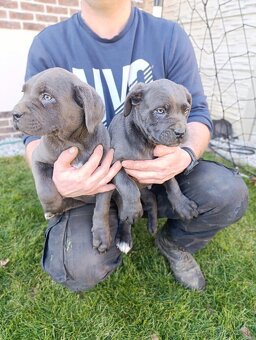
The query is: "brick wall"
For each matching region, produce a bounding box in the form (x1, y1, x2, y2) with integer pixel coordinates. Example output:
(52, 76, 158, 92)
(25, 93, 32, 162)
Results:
(0, 111, 17, 139)
(0, 0, 80, 31)
(0, 0, 82, 139)
(0, 0, 148, 140)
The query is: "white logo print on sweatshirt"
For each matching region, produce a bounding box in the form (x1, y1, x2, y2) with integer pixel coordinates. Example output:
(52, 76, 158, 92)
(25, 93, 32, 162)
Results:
(72, 58, 153, 124)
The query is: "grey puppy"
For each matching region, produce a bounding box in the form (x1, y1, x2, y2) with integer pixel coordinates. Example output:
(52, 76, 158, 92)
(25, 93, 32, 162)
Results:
(109, 79, 198, 253)
(12, 67, 113, 253)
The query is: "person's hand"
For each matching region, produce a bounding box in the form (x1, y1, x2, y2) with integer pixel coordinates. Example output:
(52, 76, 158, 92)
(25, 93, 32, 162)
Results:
(52, 145, 122, 197)
(122, 145, 191, 185)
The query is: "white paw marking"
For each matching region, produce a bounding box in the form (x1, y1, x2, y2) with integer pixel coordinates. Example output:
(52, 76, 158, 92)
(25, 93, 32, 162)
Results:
(44, 212, 55, 220)
(116, 241, 131, 254)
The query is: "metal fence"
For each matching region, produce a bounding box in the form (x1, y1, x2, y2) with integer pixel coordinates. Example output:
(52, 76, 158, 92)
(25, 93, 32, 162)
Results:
(155, 0, 256, 176)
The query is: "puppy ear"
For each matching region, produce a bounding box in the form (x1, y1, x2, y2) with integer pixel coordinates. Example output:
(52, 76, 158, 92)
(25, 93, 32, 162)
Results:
(178, 84, 192, 107)
(123, 83, 144, 116)
(74, 84, 105, 134)
(185, 90, 192, 106)
(182, 86, 192, 106)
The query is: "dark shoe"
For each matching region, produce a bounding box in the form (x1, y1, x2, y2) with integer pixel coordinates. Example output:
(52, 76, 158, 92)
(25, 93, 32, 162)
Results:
(155, 227, 205, 290)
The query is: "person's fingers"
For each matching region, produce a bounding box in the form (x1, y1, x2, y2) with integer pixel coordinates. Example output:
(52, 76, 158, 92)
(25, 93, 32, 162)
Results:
(96, 160, 122, 186)
(88, 149, 113, 179)
(122, 158, 165, 172)
(108, 160, 122, 177)
(90, 151, 122, 185)
(96, 184, 116, 194)
(124, 168, 161, 180)
(100, 149, 115, 169)
(79, 144, 104, 177)
(137, 178, 167, 184)
(153, 145, 178, 157)
(54, 146, 79, 170)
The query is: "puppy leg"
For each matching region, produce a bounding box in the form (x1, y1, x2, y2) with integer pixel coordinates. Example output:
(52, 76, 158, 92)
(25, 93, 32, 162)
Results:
(164, 178, 198, 220)
(113, 169, 143, 224)
(112, 191, 133, 253)
(140, 188, 158, 236)
(115, 221, 132, 254)
(92, 191, 113, 253)
(112, 170, 143, 253)
(32, 161, 84, 219)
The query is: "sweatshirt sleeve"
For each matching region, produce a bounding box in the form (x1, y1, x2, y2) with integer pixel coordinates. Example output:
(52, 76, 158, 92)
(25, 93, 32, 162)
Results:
(167, 23, 213, 132)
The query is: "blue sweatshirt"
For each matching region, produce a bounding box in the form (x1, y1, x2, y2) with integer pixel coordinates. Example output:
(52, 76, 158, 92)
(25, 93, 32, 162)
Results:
(24, 6, 212, 145)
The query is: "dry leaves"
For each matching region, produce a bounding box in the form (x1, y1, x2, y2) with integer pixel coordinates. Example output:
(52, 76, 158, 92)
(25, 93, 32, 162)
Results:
(240, 326, 253, 339)
(151, 335, 159, 340)
(249, 176, 256, 186)
(0, 258, 10, 268)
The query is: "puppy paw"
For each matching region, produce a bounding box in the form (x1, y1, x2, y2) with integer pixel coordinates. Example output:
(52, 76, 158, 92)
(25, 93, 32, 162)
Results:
(147, 219, 158, 236)
(115, 221, 133, 254)
(91, 226, 112, 253)
(171, 196, 198, 220)
(116, 241, 132, 254)
(44, 212, 56, 220)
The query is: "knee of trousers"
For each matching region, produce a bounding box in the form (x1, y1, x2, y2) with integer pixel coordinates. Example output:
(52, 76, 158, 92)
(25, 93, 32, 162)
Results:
(41, 206, 122, 292)
(179, 160, 249, 224)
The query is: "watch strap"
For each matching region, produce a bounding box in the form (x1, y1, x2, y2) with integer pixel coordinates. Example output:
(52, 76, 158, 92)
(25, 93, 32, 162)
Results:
(181, 146, 199, 175)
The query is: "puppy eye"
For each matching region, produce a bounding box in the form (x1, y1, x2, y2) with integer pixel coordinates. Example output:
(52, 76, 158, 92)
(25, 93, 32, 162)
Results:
(184, 108, 190, 116)
(182, 104, 190, 116)
(42, 93, 53, 101)
(153, 107, 166, 115)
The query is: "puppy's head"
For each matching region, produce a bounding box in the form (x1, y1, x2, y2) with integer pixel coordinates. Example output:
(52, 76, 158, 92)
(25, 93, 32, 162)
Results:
(123, 79, 192, 146)
(12, 67, 104, 137)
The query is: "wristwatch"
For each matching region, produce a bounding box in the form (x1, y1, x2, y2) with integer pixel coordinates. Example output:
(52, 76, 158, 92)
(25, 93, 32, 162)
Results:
(181, 146, 199, 175)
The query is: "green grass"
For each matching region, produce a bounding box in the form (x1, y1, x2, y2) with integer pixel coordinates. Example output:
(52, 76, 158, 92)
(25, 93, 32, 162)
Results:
(0, 156, 255, 340)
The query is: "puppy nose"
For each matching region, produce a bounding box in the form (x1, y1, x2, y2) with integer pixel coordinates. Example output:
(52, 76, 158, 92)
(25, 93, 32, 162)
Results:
(12, 111, 23, 121)
(174, 129, 185, 139)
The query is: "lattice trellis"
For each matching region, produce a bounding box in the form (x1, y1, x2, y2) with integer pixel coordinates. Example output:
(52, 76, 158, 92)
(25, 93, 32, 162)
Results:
(160, 0, 256, 173)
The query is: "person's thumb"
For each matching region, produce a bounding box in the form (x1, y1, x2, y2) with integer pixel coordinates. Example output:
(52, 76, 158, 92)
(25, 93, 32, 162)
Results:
(55, 147, 79, 170)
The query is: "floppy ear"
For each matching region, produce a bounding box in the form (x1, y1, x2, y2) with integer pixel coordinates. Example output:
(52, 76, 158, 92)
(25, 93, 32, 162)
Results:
(179, 85, 192, 107)
(185, 90, 192, 107)
(123, 83, 144, 116)
(74, 84, 105, 134)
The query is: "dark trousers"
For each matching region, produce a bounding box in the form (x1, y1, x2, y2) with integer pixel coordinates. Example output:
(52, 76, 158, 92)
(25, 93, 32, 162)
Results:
(42, 160, 248, 291)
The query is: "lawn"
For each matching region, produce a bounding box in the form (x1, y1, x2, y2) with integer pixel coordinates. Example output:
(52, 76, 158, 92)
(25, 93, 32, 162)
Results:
(0, 156, 255, 340)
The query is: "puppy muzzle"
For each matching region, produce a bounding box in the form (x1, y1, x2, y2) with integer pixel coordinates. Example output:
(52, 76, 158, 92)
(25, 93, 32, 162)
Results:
(12, 111, 24, 122)
(159, 129, 186, 146)
(12, 111, 24, 130)
(174, 129, 185, 139)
